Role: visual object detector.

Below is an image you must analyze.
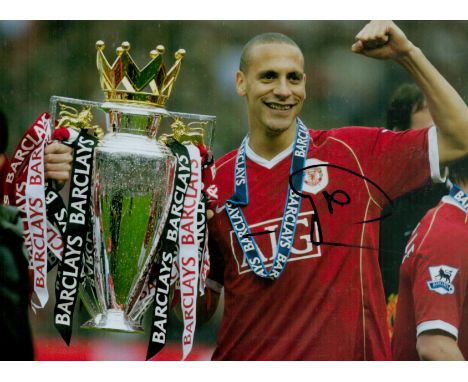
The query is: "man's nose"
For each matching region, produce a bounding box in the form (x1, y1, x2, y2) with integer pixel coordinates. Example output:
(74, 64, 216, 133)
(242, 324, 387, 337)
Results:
(273, 78, 292, 98)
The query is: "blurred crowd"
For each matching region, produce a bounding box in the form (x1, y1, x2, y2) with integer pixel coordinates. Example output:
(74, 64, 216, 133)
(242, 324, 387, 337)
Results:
(1, 21, 467, 159)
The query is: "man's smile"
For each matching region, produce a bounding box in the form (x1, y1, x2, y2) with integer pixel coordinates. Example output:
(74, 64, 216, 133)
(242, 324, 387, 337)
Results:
(263, 101, 295, 111)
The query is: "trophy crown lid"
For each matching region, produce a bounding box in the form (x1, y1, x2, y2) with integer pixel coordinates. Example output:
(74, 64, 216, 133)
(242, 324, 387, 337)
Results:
(96, 40, 185, 108)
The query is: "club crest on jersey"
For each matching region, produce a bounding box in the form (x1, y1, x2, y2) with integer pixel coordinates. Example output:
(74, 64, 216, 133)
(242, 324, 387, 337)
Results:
(302, 158, 328, 195)
(427, 265, 458, 295)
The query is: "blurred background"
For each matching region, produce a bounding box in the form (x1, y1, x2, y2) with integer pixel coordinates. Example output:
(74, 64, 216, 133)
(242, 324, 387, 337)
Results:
(2, 21, 468, 159)
(1, 20, 467, 361)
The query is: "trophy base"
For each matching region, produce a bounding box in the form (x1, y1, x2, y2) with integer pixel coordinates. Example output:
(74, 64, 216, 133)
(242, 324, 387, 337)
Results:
(81, 309, 144, 333)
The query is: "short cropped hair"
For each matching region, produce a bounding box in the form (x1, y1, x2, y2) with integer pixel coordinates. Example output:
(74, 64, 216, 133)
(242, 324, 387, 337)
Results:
(239, 32, 302, 73)
(386, 83, 426, 132)
(449, 156, 468, 185)
(0, 109, 8, 154)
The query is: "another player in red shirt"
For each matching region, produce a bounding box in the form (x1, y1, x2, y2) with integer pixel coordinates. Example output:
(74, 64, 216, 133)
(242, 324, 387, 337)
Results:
(203, 21, 468, 360)
(392, 158, 468, 361)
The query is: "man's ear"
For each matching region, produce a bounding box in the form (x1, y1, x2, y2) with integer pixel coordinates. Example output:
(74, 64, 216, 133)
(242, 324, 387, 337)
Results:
(303, 73, 307, 100)
(236, 71, 246, 97)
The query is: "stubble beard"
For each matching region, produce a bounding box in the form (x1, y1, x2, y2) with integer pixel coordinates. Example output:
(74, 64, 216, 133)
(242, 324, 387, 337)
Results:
(263, 113, 296, 138)
(264, 124, 291, 137)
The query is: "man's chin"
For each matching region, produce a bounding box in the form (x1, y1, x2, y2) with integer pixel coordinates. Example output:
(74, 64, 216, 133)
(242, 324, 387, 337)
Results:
(264, 121, 295, 136)
(265, 127, 289, 137)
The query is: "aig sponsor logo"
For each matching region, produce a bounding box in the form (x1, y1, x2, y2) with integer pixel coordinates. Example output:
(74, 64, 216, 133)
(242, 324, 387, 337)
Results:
(230, 211, 321, 275)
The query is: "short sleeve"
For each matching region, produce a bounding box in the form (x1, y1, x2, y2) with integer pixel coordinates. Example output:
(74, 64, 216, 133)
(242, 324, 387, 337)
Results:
(335, 126, 440, 205)
(427, 126, 447, 183)
(411, 229, 466, 339)
(369, 127, 435, 202)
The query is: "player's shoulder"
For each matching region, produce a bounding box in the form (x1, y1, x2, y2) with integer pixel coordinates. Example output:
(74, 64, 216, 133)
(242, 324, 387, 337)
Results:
(409, 201, 468, 272)
(416, 201, 467, 249)
(427, 201, 461, 225)
(418, 202, 447, 232)
(215, 148, 238, 174)
(437, 201, 468, 236)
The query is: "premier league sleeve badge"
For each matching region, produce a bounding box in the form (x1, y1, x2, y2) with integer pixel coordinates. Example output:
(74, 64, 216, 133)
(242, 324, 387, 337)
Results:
(427, 265, 459, 295)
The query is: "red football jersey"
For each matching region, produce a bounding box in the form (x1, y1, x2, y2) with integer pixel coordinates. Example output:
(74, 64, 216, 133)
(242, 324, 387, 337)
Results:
(208, 125, 440, 360)
(392, 199, 468, 360)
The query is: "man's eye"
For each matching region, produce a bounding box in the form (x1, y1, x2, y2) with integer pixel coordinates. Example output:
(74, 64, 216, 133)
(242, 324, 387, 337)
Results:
(261, 72, 276, 80)
(288, 73, 303, 83)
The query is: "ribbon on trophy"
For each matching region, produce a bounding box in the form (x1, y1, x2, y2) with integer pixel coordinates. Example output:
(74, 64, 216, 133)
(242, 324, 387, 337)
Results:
(178, 144, 202, 360)
(25, 131, 50, 310)
(44, 183, 68, 267)
(197, 144, 215, 295)
(146, 129, 216, 360)
(4, 108, 99, 338)
(197, 193, 209, 295)
(3, 112, 63, 310)
(146, 140, 191, 360)
(53, 129, 98, 344)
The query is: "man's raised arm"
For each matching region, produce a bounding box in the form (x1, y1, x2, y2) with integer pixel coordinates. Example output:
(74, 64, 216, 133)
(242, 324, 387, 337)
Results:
(352, 20, 468, 164)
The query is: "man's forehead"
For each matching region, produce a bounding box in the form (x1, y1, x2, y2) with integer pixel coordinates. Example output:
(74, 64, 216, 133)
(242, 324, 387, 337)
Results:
(250, 41, 302, 55)
(248, 43, 304, 68)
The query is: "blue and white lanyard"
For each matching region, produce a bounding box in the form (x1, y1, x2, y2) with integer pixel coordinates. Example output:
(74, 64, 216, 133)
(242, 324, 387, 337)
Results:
(449, 183, 468, 213)
(225, 119, 310, 279)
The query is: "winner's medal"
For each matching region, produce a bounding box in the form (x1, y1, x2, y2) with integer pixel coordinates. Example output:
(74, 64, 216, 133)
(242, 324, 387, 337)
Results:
(226, 119, 310, 279)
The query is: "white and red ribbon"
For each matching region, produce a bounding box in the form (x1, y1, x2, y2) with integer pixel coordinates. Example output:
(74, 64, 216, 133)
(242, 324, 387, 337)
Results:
(26, 140, 50, 310)
(178, 144, 202, 360)
(4, 113, 53, 311)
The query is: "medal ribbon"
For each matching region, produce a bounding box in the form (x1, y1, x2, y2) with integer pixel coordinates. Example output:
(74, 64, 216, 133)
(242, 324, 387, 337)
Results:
(225, 119, 309, 279)
(449, 183, 468, 213)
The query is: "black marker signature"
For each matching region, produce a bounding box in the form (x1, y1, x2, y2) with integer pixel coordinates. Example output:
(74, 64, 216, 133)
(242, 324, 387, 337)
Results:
(245, 230, 275, 237)
(242, 163, 394, 251)
(289, 163, 394, 250)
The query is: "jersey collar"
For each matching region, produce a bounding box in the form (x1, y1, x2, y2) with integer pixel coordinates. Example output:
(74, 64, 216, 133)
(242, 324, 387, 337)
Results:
(245, 137, 294, 170)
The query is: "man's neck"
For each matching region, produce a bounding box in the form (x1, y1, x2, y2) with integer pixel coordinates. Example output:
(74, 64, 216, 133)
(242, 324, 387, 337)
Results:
(457, 180, 468, 194)
(248, 126, 296, 160)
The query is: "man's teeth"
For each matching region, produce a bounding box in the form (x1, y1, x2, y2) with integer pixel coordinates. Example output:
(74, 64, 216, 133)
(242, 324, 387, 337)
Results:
(267, 103, 291, 110)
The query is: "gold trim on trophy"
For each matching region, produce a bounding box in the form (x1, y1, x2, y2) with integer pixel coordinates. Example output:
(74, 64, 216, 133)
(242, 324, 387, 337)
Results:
(56, 103, 104, 139)
(96, 40, 185, 108)
(158, 118, 206, 146)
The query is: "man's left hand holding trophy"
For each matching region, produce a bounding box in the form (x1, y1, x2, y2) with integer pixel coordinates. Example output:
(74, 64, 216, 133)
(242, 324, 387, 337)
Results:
(44, 142, 73, 183)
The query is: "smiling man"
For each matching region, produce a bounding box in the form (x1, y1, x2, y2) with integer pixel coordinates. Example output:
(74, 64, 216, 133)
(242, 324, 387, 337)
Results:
(236, 33, 306, 160)
(203, 21, 468, 360)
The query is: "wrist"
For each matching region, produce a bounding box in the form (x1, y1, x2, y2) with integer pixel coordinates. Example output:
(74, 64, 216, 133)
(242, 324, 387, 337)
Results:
(395, 42, 420, 65)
